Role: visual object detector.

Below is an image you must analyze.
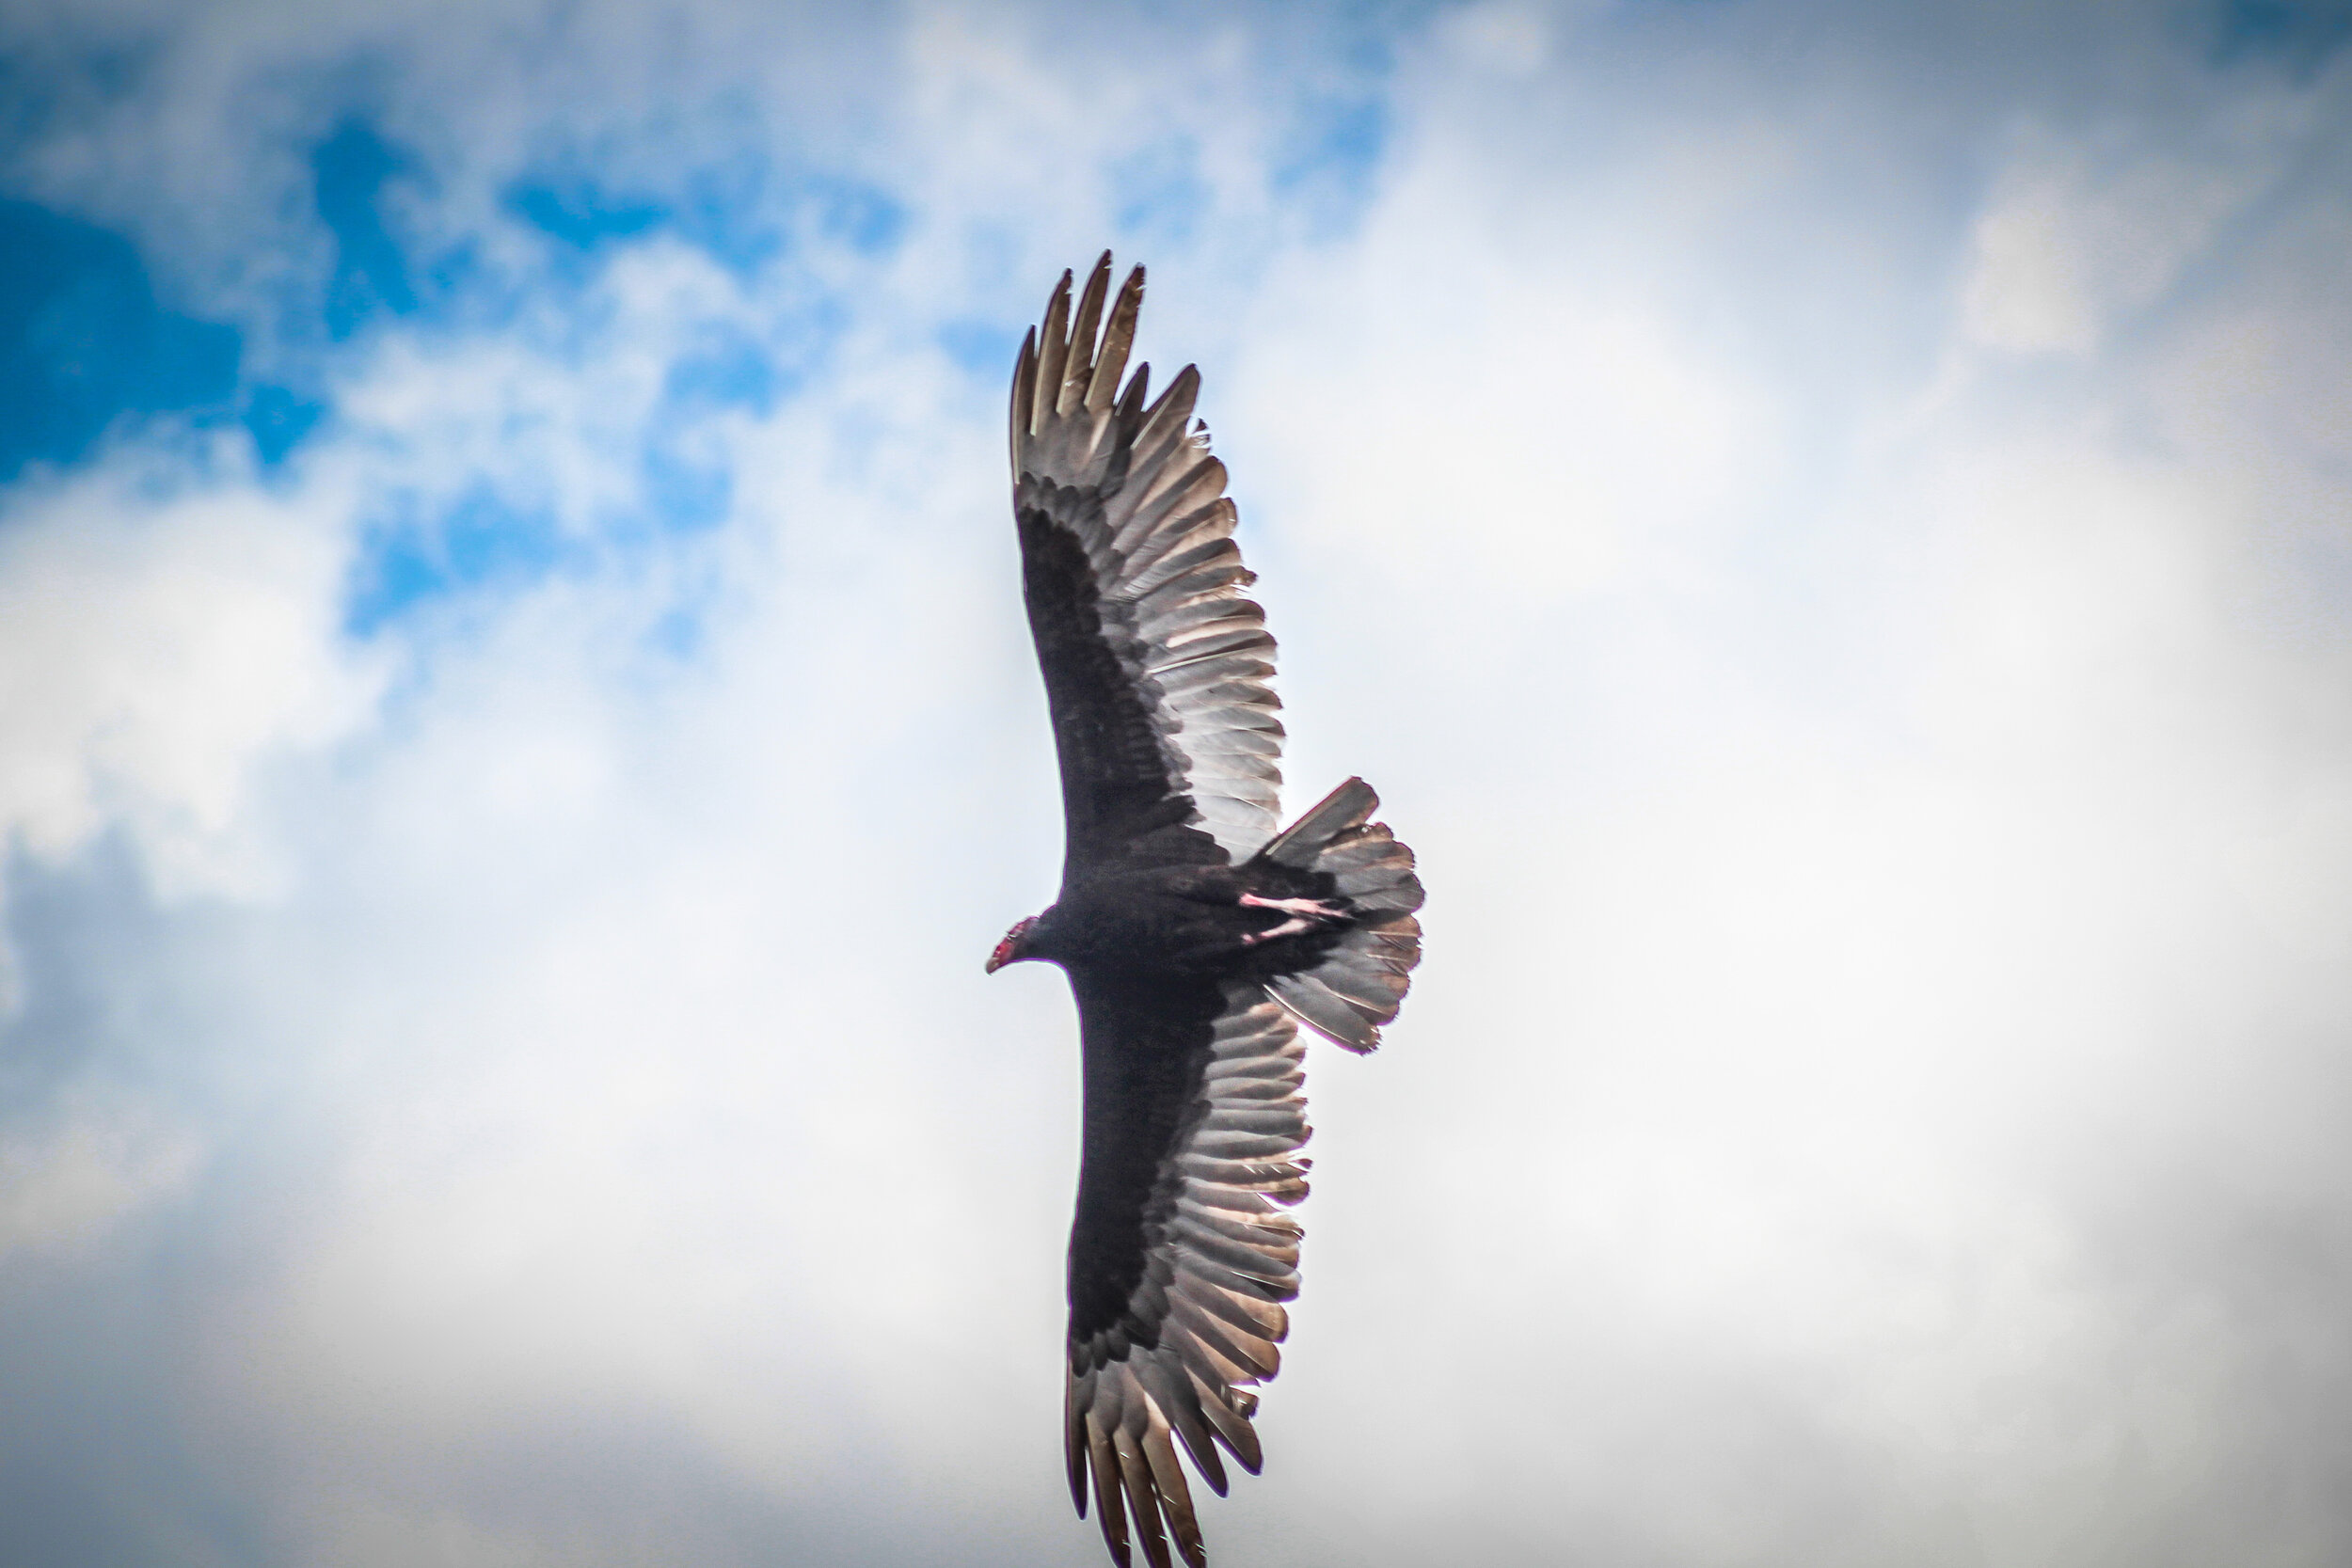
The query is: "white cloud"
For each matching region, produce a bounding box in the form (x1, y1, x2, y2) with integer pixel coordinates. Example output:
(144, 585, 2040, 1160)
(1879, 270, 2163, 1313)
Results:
(1962, 146, 2251, 355)
(1433, 2, 1556, 79)
(0, 449, 379, 903)
(1232, 137, 1785, 607)
(7, 4, 2352, 1565)
(0, 1092, 202, 1258)
(1957, 86, 2325, 359)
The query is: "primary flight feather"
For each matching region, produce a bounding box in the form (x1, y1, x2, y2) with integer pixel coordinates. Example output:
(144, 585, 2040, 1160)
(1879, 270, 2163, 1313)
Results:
(987, 253, 1425, 1568)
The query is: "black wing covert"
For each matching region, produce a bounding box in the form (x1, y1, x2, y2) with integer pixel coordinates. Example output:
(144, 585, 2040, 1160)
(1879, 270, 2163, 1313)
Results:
(1011, 254, 1284, 883)
(1064, 975, 1311, 1568)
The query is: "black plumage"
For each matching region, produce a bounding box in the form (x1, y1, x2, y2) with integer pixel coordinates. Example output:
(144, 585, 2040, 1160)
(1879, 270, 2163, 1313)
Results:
(989, 254, 1424, 1568)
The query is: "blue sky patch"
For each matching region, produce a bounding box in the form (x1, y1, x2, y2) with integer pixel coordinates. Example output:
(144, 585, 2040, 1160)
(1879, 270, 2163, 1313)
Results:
(2214, 0, 2352, 68)
(507, 176, 672, 250)
(0, 199, 241, 483)
(669, 153, 784, 275)
(241, 384, 326, 466)
(638, 446, 732, 534)
(502, 154, 904, 281)
(344, 487, 571, 636)
(1272, 96, 1388, 235)
(664, 329, 779, 415)
(1111, 137, 1211, 245)
(314, 119, 421, 339)
(646, 604, 703, 660)
(803, 175, 907, 257)
(938, 318, 1023, 379)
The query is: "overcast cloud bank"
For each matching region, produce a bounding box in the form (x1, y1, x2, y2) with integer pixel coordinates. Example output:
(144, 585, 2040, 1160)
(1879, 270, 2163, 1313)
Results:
(4, 2, 2352, 1564)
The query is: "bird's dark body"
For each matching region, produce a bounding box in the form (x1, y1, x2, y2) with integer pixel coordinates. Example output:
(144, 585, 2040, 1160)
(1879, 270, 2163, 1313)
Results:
(993, 255, 1424, 1568)
(1027, 863, 1344, 978)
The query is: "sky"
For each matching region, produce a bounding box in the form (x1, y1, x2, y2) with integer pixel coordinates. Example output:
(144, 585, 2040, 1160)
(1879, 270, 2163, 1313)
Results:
(3, 1, 2352, 1563)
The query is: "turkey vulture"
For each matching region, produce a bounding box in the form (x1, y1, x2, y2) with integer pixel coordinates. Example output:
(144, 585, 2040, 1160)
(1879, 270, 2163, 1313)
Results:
(988, 254, 1425, 1568)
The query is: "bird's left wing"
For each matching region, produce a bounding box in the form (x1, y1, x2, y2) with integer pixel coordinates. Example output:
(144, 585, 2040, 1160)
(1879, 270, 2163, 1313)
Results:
(1063, 974, 1312, 1568)
(1012, 253, 1284, 882)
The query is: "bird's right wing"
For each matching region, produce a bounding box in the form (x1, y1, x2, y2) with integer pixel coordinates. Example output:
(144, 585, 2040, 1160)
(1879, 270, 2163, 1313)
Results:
(1063, 974, 1312, 1568)
(1012, 254, 1286, 883)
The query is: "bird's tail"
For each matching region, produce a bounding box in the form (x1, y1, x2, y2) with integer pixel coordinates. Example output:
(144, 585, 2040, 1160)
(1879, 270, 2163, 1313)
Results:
(1253, 778, 1424, 1053)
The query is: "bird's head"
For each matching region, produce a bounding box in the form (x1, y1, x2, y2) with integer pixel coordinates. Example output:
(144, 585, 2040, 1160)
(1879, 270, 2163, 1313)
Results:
(986, 914, 1041, 974)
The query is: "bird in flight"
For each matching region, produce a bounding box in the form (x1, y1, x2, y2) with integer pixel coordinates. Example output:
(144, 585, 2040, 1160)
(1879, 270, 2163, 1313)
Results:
(988, 254, 1425, 1568)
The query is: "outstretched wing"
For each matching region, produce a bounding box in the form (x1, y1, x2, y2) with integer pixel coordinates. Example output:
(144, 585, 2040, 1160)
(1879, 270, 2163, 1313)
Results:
(1063, 974, 1311, 1568)
(1012, 253, 1284, 882)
